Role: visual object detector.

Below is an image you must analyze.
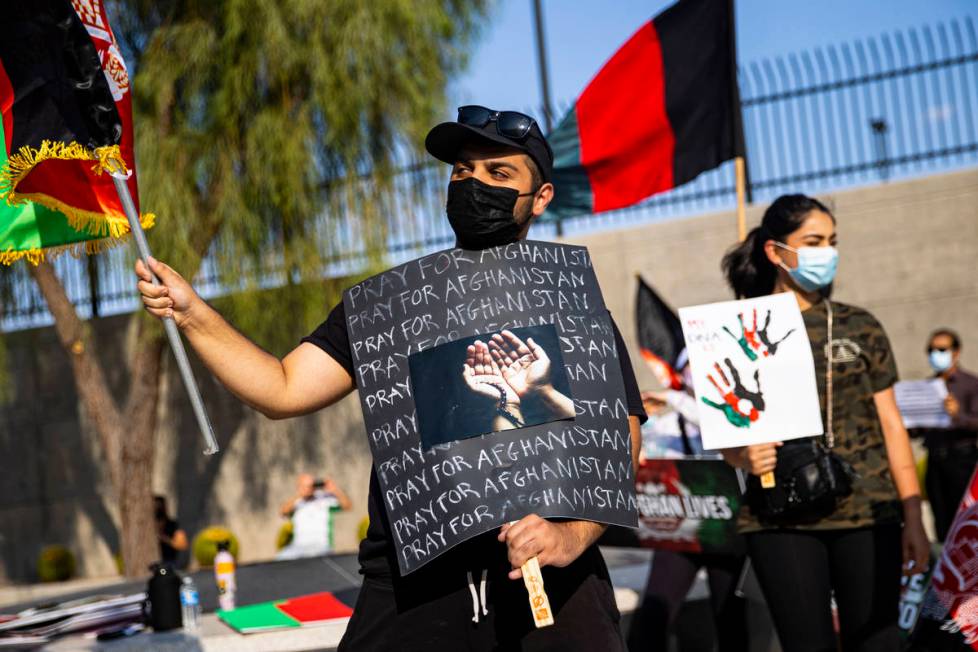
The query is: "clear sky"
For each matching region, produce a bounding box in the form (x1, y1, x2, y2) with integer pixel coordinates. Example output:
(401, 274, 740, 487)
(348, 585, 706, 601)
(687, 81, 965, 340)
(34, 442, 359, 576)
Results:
(450, 0, 977, 120)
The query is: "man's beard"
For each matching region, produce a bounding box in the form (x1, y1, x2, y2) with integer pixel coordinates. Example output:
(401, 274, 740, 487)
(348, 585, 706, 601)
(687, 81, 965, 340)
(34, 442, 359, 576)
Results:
(514, 199, 535, 230)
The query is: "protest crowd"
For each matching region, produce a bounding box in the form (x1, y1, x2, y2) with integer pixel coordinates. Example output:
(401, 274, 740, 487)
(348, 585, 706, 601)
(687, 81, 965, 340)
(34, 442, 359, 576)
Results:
(0, 1, 976, 651)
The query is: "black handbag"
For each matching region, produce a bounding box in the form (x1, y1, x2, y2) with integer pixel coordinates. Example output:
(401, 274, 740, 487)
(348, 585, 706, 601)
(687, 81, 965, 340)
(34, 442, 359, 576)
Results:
(746, 300, 858, 525)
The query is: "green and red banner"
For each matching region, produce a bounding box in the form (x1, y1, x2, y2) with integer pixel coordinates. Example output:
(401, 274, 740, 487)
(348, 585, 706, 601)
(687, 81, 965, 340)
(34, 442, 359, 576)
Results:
(635, 458, 744, 555)
(0, 0, 152, 264)
(548, 0, 744, 219)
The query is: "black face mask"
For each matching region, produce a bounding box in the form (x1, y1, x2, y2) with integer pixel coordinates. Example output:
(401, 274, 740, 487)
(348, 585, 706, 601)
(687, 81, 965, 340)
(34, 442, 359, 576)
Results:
(446, 177, 535, 250)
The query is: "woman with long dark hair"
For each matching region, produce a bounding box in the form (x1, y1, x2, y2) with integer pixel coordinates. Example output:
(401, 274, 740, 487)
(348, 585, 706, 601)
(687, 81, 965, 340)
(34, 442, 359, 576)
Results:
(719, 194, 930, 651)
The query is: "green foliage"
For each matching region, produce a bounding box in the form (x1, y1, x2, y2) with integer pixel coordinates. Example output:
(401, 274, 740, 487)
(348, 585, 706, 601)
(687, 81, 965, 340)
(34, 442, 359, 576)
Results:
(192, 526, 240, 567)
(112, 0, 488, 350)
(37, 545, 76, 582)
(276, 521, 293, 550)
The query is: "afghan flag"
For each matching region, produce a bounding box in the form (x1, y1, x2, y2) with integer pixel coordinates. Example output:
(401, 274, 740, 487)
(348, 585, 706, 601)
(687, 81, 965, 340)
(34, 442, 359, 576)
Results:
(0, 125, 121, 265)
(636, 276, 686, 390)
(548, 0, 744, 219)
(0, 0, 153, 261)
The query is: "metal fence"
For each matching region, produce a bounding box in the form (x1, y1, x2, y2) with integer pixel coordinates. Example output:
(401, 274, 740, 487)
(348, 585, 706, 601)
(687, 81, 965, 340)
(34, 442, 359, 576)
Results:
(2, 16, 977, 331)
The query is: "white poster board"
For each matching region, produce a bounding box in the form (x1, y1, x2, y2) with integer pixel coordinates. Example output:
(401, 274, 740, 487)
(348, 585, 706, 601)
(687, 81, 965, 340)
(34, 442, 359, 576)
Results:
(678, 293, 823, 450)
(894, 379, 951, 429)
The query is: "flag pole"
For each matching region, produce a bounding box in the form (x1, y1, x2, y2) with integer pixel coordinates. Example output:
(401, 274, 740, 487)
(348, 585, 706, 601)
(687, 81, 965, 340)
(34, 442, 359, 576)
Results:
(728, 0, 770, 489)
(735, 156, 748, 242)
(110, 174, 220, 456)
(734, 160, 772, 488)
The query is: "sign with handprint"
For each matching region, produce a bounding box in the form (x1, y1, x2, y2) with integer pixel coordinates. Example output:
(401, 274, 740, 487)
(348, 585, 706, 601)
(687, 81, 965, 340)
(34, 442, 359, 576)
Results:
(678, 293, 823, 450)
(344, 241, 636, 574)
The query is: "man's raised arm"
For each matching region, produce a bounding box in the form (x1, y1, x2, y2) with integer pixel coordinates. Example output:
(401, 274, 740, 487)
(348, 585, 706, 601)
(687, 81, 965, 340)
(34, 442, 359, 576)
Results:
(135, 257, 353, 419)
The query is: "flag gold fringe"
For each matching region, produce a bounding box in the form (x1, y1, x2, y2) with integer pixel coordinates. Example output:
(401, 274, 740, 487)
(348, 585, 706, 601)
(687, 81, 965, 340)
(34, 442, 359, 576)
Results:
(0, 231, 139, 266)
(0, 140, 152, 239)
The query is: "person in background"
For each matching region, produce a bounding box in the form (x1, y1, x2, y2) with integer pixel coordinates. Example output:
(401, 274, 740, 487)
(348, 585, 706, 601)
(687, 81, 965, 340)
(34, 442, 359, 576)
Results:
(718, 194, 930, 652)
(918, 329, 978, 542)
(277, 472, 352, 559)
(154, 495, 188, 566)
(628, 365, 749, 652)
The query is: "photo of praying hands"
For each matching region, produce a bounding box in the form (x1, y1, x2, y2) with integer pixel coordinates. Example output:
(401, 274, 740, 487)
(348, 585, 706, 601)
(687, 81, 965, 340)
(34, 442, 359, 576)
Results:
(459, 327, 577, 430)
(412, 324, 575, 447)
(462, 339, 526, 430)
(487, 329, 575, 422)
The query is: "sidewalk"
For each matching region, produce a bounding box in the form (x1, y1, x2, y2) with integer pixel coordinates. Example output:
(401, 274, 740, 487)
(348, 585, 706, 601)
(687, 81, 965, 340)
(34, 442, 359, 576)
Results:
(4, 548, 777, 651)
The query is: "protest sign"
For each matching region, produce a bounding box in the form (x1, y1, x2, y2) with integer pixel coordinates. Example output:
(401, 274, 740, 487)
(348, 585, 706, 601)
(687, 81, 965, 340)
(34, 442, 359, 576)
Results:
(678, 293, 823, 450)
(635, 458, 744, 555)
(894, 379, 951, 429)
(912, 467, 978, 648)
(345, 241, 637, 574)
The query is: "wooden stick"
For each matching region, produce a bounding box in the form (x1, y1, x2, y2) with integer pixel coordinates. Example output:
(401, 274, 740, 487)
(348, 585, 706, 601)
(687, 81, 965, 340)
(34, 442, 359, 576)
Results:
(735, 156, 772, 489)
(735, 156, 748, 242)
(521, 556, 554, 628)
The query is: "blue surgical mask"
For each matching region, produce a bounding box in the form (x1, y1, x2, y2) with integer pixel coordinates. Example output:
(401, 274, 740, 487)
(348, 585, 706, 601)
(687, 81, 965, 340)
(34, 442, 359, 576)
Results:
(929, 349, 954, 373)
(775, 243, 839, 292)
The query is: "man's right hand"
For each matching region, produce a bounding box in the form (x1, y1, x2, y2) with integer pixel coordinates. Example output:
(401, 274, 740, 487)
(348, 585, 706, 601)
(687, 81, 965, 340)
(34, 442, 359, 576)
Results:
(135, 257, 199, 328)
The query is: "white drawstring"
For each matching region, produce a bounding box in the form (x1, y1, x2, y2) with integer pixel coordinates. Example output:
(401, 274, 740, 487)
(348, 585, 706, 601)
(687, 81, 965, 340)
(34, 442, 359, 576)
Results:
(479, 571, 488, 617)
(467, 569, 489, 622)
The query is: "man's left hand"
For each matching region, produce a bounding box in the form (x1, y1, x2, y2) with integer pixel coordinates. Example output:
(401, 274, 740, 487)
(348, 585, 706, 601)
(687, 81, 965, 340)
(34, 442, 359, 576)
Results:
(498, 515, 597, 580)
(945, 394, 960, 418)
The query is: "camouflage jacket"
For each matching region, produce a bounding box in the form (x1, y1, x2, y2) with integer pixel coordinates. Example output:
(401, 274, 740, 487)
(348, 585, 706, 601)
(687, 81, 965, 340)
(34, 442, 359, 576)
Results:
(740, 299, 903, 532)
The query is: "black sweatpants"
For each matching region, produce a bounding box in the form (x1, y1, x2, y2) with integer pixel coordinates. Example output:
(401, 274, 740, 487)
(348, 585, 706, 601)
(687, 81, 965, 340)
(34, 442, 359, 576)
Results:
(626, 550, 748, 652)
(926, 445, 978, 542)
(746, 524, 903, 652)
(338, 545, 624, 652)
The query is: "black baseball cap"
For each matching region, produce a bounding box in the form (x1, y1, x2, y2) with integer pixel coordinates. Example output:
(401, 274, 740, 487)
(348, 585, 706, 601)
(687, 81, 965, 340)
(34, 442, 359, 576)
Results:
(425, 106, 554, 183)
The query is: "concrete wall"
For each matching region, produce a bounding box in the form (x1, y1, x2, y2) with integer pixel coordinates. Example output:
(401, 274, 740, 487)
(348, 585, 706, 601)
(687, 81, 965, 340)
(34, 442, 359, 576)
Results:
(0, 316, 372, 582)
(1, 167, 975, 583)
(576, 167, 978, 390)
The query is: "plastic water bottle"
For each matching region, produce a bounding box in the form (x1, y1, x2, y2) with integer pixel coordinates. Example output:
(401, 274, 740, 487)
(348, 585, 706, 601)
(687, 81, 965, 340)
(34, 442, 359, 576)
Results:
(179, 576, 201, 632)
(214, 541, 236, 612)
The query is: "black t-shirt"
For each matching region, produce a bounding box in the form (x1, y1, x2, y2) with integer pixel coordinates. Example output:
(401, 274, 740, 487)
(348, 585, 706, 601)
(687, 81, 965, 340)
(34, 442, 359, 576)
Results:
(303, 302, 648, 580)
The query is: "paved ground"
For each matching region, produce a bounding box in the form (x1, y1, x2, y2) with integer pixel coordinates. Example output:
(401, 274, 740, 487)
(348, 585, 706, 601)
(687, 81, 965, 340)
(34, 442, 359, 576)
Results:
(3, 548, 780, 651)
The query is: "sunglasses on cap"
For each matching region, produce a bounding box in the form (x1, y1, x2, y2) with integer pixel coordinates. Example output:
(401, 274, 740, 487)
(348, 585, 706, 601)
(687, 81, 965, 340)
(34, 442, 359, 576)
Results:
(457, 105, 537, 140)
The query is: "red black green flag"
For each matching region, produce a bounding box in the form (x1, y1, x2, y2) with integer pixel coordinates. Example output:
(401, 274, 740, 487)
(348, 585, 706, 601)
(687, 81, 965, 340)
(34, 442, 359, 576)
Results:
(0, 0, 152, 263)
(548, 0, 745, 219)
(635, 277, 685, 390)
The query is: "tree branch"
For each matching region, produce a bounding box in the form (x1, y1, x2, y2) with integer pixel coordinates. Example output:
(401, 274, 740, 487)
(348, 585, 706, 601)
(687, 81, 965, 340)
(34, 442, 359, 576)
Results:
(29, 262, 124, 491)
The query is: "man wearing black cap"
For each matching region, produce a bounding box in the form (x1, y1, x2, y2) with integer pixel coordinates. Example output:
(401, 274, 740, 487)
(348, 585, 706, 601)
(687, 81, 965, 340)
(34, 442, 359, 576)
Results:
(135, 106, 645, 651)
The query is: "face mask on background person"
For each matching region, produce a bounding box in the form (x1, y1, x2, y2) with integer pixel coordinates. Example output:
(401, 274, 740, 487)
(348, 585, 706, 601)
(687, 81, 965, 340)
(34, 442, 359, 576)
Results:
(446, 177, 536, 250)
(929, 348, 954, 373)
(775, 242, 839, 292)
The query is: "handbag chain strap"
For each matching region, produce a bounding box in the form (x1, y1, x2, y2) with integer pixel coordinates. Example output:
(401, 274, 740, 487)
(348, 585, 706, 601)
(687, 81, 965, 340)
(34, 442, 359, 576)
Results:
(825, 299, 835, 449)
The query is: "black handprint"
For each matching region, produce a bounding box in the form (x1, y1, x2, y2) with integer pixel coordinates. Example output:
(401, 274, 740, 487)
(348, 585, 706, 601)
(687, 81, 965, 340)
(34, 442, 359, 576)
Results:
(757, 310, 796, 357)
(724, 357, 765, 413)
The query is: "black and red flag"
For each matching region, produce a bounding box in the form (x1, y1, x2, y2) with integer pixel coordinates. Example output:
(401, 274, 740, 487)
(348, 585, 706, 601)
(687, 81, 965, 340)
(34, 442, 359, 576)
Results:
(0, 0, 152, 243)
(635, 277, 686, 390)
(548, 0, 745, 218)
